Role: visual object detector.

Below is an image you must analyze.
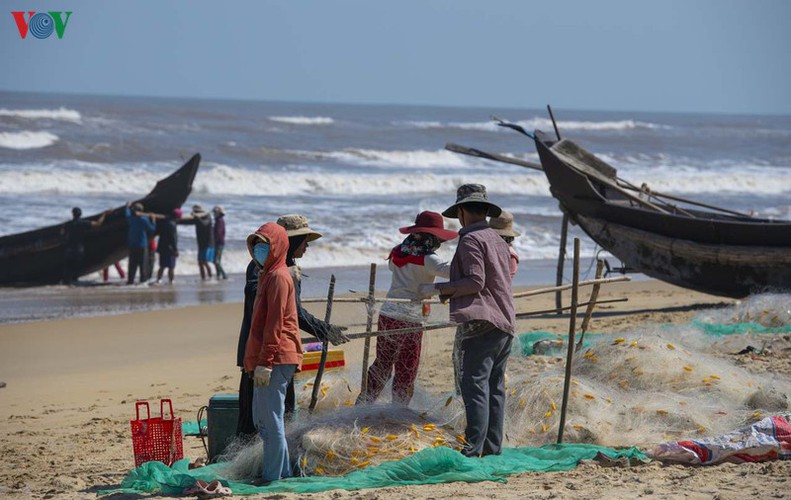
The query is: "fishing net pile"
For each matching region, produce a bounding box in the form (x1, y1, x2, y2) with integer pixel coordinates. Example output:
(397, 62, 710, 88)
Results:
(219, 294, 791, 478)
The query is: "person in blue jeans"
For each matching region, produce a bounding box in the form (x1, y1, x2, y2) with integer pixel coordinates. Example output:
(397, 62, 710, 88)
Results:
(243, 222, 302, 483)
(124, 202, 156, 285)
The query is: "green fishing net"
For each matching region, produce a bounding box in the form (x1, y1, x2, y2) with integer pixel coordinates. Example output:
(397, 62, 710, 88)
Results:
(97, 444, 647, 496)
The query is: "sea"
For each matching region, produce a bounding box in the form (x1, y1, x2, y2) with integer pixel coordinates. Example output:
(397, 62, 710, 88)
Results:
(1, 91, 790, 322)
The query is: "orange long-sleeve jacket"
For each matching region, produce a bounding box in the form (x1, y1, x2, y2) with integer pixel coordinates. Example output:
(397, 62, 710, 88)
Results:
(243, 223, 302, 373)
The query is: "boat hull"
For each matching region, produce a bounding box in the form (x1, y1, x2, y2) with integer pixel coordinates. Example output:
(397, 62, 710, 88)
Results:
(533, 131, 791, 297)
(0, 154, 200, 286)
(576, 215, 791, 298)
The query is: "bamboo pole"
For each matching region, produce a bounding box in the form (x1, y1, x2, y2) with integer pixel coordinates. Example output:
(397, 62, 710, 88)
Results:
(514, 297, 627, 319)
(513, 275, 630, 299)
(557, 238, 581, 444)
(577, 260, 605, 348)
(302, 297, 442, 305)
(444, 143, 543, 171)
(555, 213, 569, 313)
(359, 264, 377, 397)
(309, 275, 335, 412)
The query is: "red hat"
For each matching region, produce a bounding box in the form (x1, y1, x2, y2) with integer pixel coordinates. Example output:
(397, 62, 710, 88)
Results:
(399, 211, 458, 241)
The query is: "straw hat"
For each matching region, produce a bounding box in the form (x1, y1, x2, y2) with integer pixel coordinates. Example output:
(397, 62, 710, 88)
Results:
(489, 210, 520, 237)
(276, 214, 322, 242)
(442, 183, 502, 219)
(399, 211, 458, 241)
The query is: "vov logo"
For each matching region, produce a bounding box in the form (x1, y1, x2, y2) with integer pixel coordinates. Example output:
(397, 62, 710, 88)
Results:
(12, 11, 72, 39)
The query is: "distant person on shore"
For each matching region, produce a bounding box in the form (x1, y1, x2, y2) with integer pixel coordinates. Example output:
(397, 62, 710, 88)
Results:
(426, 184, 515, 458)
(356, 211, 456, 406)
(243, 222, 302, 484)
(277, 214, 349, 418)
(155, 208, 182, 284)
(179, 205, 214, 280)
(62, 207, 108, 285)
(125, 202, 156, 285)
(212, 206, 228, 280)
(101, 262, 126, 283)
(489, 210, 520, 279)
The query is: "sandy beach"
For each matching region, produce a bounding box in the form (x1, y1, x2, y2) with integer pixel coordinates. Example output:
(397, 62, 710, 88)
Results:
(1, 279, 790, 499)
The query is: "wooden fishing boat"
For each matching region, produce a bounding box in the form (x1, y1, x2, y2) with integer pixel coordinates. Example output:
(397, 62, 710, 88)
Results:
(0, 154, 201, 286)
(533, 130, 791, 298)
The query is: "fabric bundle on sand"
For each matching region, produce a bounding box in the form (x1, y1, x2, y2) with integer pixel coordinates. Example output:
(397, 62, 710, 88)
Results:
(648, 413, 791, 464)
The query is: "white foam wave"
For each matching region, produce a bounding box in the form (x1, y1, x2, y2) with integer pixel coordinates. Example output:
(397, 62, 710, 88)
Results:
(400, 117, 666, 132)
(0, 163, 171, 194)
(0, 131, 59, 150)
(269, 116, 334, 125)
(0, 107, 82, 123)
(3, 160, 788, 199)
(298, 148, 479, 169)
(192, 163, 549, 196)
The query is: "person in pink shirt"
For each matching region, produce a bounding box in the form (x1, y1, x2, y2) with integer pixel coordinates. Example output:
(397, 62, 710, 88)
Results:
(243, 222, 302, 483)
(489, 210, 520, 279)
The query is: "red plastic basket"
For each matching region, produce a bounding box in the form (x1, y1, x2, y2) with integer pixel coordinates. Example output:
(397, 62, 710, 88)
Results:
(130, 399, 183, 467)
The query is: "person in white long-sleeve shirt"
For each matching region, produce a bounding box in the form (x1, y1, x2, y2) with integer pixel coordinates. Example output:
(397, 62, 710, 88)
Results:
(356, 211, 457, 406)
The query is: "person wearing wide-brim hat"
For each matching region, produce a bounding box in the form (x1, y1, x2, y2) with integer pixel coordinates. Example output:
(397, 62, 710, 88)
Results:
(427, 184, 515, 458)
(489, 209, 521, 279)
(356, 210, 457, 407)
(276, 214, 349, 419)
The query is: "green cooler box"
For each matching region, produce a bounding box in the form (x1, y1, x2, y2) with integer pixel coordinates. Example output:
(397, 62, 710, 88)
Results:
(208, 394, 239, 462)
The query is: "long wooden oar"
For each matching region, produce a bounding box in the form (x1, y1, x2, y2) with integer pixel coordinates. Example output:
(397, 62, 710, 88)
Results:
(309, 275, 335, 412)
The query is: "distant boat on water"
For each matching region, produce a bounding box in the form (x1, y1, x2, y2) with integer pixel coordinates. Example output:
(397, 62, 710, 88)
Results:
(0, 154, 201, 286)
(533, 130, 791, 298)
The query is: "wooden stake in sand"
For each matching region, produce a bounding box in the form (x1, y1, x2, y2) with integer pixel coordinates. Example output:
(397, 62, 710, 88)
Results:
(309, 274, 336, 412)
(577, 259, 605, 348)
(557, 238, 581, 444)
(359, 263, 377, 396)
(555, 213, 569, 314)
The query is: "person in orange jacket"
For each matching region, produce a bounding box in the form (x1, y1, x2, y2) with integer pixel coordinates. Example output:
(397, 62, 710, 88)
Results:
(243, 222, 303, 483)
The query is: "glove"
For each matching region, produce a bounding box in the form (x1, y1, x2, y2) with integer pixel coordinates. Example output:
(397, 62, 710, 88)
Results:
(418, 283, 439, 297)
(326, 324, 350, 346)
(253, 366, 272, 387)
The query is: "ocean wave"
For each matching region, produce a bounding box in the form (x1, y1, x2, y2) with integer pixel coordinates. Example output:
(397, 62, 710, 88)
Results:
(398, 117, 667, 132)
(0, 107, 82, 123)
(295, 147, 482, 169)
(0, 131, 59, 150)
(269, 116, 335, 125)
(2, 160, 789, 199)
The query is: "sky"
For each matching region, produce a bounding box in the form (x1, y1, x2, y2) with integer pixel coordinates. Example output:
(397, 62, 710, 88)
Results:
(1, 0, 790, 115)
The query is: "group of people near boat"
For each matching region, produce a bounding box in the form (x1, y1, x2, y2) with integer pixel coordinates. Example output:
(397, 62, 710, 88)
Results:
(236, 183, 521, 484)
(62, 203, 228, 285)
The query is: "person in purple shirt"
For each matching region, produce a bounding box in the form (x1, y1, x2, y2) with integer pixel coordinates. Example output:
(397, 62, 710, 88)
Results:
(212, 206, 228, 280)
(421, 184, 515, 458)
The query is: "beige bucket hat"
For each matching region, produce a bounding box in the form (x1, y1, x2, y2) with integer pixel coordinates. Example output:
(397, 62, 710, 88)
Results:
(489, 210, 520, 237)
(276, 214, 322, 242)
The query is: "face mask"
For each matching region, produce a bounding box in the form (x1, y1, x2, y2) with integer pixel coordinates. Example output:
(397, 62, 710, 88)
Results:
(253, 242, 270, 266)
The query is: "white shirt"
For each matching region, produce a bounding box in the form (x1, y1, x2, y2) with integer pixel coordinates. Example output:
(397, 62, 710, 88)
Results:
(379, 253, 451, 323)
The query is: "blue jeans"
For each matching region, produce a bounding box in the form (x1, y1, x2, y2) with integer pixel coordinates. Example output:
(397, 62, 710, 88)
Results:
(252, 364, 297, 481)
